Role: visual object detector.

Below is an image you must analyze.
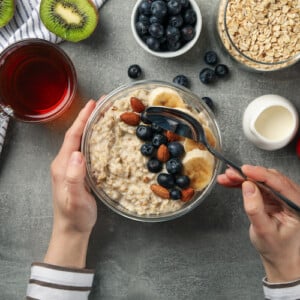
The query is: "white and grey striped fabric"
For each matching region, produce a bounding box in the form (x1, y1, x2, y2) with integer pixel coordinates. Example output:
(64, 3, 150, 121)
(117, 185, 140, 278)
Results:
(0, 0, 106, 156)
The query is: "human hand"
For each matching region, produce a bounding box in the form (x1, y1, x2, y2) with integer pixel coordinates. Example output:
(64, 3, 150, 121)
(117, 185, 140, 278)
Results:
(44, 100, 97, 268)
(217, 165, 300, 283)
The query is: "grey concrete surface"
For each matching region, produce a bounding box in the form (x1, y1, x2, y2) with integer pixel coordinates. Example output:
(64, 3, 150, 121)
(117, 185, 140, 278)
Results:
(0, 0, 300, 299)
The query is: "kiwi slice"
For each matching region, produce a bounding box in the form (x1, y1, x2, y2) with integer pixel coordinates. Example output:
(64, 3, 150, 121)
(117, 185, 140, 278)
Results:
(0, 0, 15, 28)
(40, 0, 99, 42)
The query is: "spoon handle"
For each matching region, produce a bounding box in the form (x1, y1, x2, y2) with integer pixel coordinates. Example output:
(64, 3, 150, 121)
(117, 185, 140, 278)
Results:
(206, 144, 245, 178)
(206, 144, 300, 214)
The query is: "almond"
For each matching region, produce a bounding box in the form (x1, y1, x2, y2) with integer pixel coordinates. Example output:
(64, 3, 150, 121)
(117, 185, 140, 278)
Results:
(157, 144, 170, 162)
(120, 112, 140, 126)
(130, 97, 146, 113)
(181, 187, 195, 202)
(150, 184, 170, 199)
(166, 130, 181, 142)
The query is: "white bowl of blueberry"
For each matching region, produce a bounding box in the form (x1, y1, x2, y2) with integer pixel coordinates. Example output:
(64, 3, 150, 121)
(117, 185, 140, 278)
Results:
(131, 0, 202, 58)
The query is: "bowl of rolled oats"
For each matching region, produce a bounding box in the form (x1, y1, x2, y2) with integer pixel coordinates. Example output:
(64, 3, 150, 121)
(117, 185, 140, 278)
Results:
(216, 0, 300, 71)
(81, 80, 222, 222)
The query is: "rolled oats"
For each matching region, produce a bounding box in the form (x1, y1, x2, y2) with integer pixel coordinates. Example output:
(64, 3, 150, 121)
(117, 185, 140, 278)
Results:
(217, 0, 300, 71)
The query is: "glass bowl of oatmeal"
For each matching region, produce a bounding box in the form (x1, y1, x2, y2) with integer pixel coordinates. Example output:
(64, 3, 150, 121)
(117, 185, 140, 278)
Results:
(216, 0, 300, 72)
(81, 80, 222, 222)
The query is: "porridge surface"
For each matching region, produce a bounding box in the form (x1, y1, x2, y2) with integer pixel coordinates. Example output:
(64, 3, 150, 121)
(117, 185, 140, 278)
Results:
(89, 88, 216, 216)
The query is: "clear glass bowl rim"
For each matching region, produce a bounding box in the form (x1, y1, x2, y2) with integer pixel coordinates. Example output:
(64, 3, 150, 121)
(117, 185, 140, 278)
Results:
(219, 0, 300, 69)
(81, 80, 223, 222)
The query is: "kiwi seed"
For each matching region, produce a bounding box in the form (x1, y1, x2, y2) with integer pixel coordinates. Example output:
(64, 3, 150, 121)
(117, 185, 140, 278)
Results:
(39, 0, 99, 42)
(0, 0, 15, 28)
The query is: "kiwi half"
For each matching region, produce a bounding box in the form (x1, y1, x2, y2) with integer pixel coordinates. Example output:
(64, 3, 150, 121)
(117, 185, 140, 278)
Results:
(0, 0, 15, 28)
(40, 0, 99, 42)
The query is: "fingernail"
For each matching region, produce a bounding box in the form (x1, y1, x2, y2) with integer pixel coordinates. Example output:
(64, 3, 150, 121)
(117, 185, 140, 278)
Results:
(242, 181, 255, 197)
(70, 152, 83, 165)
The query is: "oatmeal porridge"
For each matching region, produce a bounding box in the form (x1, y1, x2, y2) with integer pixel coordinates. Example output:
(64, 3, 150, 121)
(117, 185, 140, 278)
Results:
(88, 87, 217, 216)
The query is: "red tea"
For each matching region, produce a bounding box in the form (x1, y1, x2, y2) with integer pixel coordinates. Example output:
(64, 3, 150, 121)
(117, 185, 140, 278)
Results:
(0, 39, 77, 122)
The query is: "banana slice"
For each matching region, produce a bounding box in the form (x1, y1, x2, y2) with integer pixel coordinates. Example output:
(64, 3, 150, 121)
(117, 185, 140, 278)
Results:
(182, 149, 215, 191)
(184, 126, 217, 151)
(149, 87, 186, 108)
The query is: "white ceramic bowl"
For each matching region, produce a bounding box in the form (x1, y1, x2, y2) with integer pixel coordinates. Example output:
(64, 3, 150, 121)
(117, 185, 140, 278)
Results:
(131, 0, 202, 58)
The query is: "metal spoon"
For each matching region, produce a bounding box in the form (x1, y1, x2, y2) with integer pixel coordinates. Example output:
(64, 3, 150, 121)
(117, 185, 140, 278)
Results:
(144, 106, 300, 214)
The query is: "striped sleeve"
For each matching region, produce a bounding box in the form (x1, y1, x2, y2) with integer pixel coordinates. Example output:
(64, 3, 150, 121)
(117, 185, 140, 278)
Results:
(263, 277, 300, 300)
(26, 262, 95, 300)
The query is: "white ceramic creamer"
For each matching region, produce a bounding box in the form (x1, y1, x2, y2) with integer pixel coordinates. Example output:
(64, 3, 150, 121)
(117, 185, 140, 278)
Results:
(243, 95, 299, 150)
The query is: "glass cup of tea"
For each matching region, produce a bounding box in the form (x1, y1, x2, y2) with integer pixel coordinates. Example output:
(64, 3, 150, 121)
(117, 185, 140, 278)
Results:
(0, 39, 77, 122)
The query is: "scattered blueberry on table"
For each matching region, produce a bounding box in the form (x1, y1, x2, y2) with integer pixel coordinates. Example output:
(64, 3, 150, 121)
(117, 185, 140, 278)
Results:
(199, 68, 216, 84)
(173, 74, 189, 88)
(204, 50, 218, 65)
(128, 64, 142, 79)
(215, 64, 229, 77)
(201, 97, 214, 111)
(199, 51, 229, 84)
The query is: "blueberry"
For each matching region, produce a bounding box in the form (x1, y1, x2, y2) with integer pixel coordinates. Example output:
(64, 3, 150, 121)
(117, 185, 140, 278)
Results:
(152, 133, 168, 147)
(151, 0, 168, 18)
(204, 51, 218, 65)
(166, 26, 181, 43)
(175, 175, 190, 188)
(170, 188, 182, 200)
(159, 35, 167, 45)
(136, 125, 153, 140)
(168, 15, 183, 27)
(183, 9, 196, 25)
(215, 64, 229, 77)
(173, 74, 189, 88)
(168, 141, 184, 157)
(181, 26, 195, 41)
(141, 111, 152, 124)
(199, 68, 216, 84)
(151, 123, 163, 133)
(141, 143, 155, 156)
(139, 1, 152, 15)
(136, 21, 149, 36)
(149, 23, 164, 38)
(166, 157, 182, 174)
(201, 97, 214, 110)
(157, 173, 175, 189)
(149, 15, 164, 24)
(167, 0, 182, 15)
(147, 158, 163, 173)
(128, 64, 142, 79)
(179, 0, 190, 9)
(167, 40, 182, 51)
(146, 36, 161, 51)
(138, 14, 150, 26)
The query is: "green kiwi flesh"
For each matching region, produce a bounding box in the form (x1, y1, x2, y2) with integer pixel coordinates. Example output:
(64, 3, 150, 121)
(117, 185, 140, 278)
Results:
(40, 0, 99, 42)
(0, 0, 15, 28)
